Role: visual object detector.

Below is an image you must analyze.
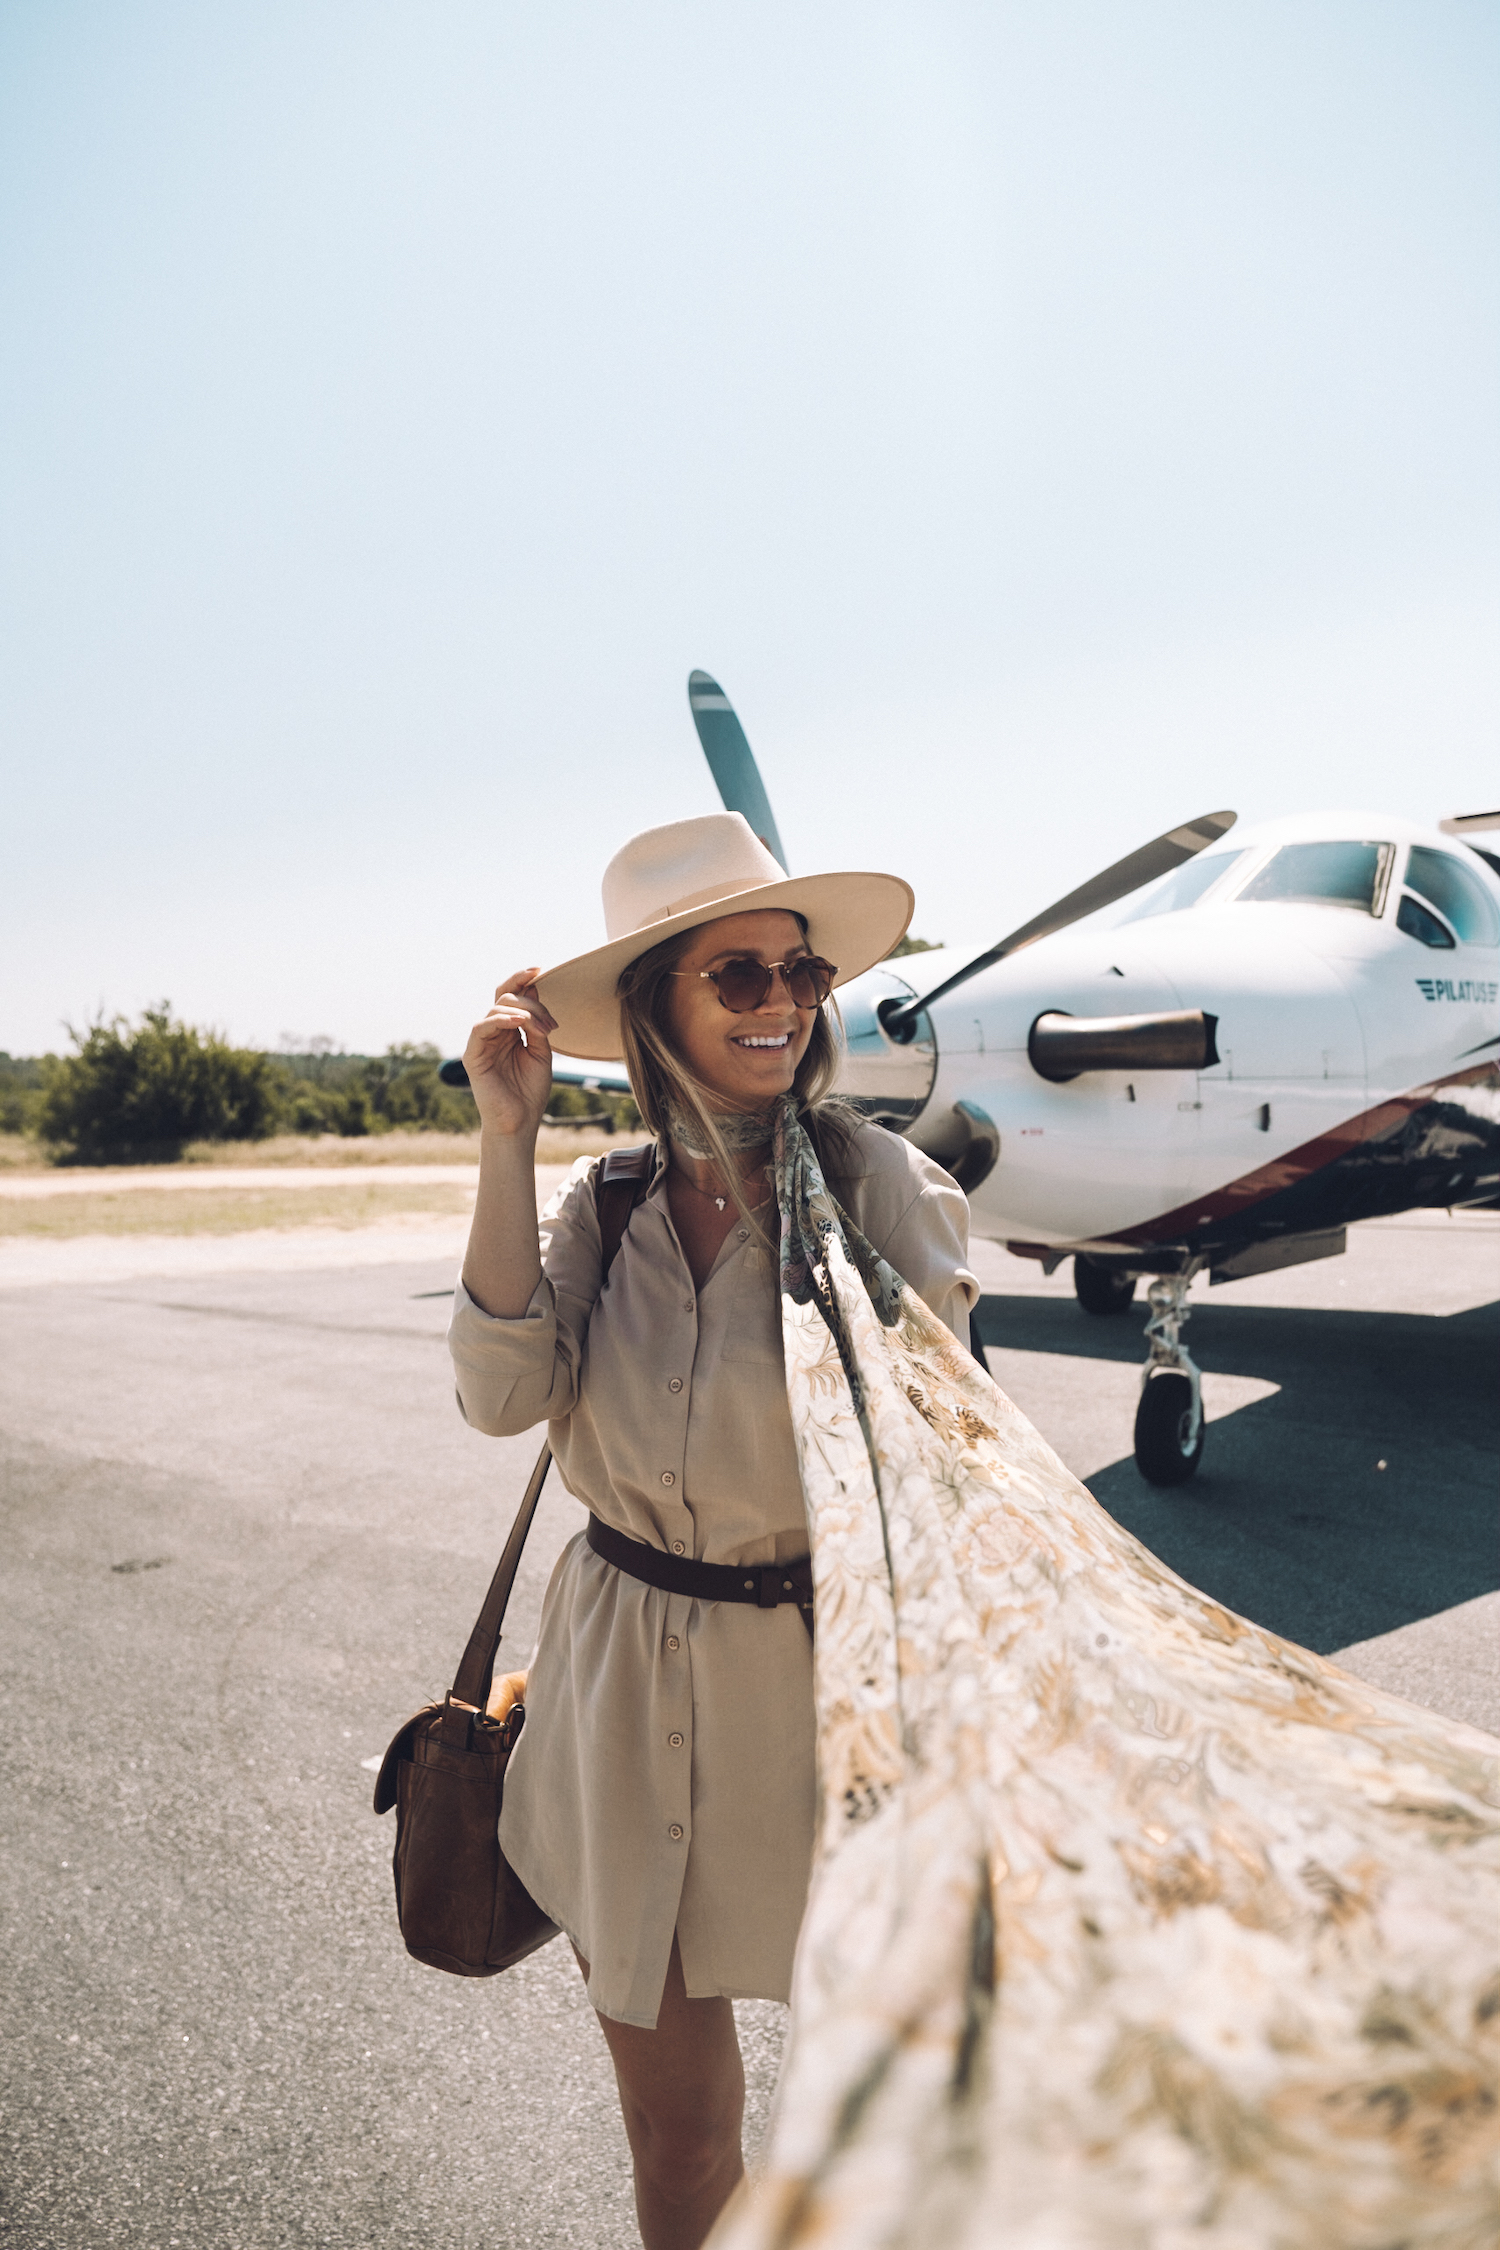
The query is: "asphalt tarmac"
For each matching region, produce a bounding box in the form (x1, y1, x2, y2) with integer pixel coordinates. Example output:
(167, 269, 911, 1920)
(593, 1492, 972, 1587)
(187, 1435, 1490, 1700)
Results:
(2, 1211, 1495, 2248)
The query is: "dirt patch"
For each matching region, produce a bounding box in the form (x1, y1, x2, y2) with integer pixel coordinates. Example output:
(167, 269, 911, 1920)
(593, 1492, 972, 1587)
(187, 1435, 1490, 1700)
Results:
(0, 1165, 579, 1285)
(0, 1180, 479, 1239)
(0, 1124, 623, 1178)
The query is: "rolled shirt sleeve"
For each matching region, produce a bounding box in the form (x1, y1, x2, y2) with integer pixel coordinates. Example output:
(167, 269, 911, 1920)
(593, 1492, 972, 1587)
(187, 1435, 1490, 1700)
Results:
(447, 1156, 600, 1434)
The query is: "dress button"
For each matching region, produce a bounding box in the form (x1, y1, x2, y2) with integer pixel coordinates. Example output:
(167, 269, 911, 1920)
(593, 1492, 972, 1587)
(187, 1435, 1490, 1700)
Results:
(668, 1732, 684, 1748)
(737, 1229, 748, 1241)
(671, 1540, 685, 1556)
(666, 1635, 680, 1651)
(668, 1824, 684, 1841)
(668, 1378, 683, 1393)
(660, 1471, 675, 1487)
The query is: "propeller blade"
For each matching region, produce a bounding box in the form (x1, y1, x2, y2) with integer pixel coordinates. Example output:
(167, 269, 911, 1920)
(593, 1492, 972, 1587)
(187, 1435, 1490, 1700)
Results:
(882, 809, 1237, 1039)
(688, 670, 789, 872)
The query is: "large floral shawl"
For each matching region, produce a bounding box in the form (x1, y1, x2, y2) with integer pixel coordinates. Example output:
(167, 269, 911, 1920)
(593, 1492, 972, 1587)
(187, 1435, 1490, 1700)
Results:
(711, 1103, 1499, 2250)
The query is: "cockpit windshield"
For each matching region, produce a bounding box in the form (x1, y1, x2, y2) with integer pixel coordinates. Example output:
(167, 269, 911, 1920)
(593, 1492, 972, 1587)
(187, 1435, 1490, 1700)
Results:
(1117, 850, 1246, 923)
(1235, 841, 1391, 914)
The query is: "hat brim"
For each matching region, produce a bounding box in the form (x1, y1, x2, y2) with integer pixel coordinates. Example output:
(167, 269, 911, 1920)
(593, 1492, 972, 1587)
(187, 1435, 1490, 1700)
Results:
(534, 870, 915, 1062)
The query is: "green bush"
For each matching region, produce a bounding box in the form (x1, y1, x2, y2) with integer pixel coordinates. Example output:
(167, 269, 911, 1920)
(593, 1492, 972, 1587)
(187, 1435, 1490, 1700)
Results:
(546, 1085, 600, 1119)
(0, 1052, 44, 1136)
(20, 1021, 635, 1158)
(39, 1006, 281, 1164)
(279, 1080, 374, 1137)
(542, 1084, 642, 1134)
(360, 1042, 475, 1133)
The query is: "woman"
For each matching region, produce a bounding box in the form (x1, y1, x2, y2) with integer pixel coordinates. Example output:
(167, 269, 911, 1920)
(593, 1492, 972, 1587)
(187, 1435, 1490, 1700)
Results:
(448, 811, 977, 2250)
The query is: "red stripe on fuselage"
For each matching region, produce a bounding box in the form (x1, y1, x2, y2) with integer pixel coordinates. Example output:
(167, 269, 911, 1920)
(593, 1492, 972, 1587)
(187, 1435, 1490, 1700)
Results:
(1056, 1060, 1498, 1254)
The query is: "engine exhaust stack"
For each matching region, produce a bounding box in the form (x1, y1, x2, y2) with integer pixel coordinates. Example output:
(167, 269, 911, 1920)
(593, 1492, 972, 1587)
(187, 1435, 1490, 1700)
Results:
(1028, 1009, 1220, 1083)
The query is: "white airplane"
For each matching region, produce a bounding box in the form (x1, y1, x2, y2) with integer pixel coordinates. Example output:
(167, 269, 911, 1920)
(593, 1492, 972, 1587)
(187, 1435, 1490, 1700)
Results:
(839, 805, 1499, 1483)
(446, 676, 1500, 1487)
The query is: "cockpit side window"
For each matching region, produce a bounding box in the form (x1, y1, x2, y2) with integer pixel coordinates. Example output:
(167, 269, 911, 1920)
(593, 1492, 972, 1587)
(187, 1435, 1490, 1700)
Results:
(1403, 846, 1500, 947)
(1235, 840, 1392, 914)
(1395, 893, 1455, 949)
(1117, 850, 1247, 923)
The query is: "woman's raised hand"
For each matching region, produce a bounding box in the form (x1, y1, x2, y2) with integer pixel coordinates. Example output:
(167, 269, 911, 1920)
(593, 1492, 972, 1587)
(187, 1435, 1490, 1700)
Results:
(462, 969, 558, 1139)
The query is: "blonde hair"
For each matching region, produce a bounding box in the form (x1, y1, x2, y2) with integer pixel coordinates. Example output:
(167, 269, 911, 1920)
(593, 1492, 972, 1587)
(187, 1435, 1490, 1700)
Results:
(616, 918, 860, 1226)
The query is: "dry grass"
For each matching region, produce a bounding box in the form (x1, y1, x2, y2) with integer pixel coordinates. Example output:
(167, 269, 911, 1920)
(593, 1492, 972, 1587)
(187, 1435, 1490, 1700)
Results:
(0, 1123, 627, 1178)
(180, 1131, 485, 1168)
(0, 1180, 477, 1240)
(535, 1125, 627, 1164)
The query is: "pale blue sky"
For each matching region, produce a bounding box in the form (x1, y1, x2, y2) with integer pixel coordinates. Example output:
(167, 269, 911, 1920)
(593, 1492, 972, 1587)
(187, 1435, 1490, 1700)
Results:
(3, 1, 1496, 1055)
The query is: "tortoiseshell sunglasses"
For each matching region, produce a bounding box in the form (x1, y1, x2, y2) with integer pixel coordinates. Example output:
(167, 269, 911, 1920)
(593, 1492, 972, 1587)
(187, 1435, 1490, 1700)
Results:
(675, 956, 838, 1013)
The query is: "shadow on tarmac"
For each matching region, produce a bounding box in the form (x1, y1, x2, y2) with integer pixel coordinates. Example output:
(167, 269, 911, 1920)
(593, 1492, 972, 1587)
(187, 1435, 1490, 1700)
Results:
(973, 1291, 1500, 1657)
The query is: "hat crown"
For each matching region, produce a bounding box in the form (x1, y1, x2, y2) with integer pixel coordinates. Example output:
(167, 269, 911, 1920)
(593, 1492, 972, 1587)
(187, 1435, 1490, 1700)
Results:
(601, 813, 787, 940)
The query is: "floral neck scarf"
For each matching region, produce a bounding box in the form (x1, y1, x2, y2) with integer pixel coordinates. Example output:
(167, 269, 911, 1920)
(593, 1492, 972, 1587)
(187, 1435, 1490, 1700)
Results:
(662, 1099, 774, 1160)
(714, 1100, 1499, 2250)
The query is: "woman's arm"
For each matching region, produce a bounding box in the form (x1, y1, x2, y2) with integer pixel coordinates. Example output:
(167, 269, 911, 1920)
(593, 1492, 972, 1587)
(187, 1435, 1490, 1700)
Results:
(460, 967, 558, 1318)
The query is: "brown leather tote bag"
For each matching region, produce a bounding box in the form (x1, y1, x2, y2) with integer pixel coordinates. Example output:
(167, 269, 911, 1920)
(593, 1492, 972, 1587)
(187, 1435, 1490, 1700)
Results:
(372, 1146, 652, 1977)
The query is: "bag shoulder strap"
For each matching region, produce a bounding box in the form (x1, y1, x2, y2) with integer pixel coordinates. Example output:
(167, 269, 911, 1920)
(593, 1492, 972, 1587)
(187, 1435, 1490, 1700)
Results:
(447, 1142, 655, 1717)
(595, 1140, 655, 1271)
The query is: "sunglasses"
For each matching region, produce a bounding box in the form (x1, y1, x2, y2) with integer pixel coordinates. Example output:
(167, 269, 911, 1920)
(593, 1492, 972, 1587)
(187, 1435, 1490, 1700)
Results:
(678, 955, 838, 1013)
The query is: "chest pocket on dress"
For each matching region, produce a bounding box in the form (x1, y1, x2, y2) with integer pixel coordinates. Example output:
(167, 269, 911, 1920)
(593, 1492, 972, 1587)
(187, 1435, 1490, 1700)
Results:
(719, 1245, 786, 1365)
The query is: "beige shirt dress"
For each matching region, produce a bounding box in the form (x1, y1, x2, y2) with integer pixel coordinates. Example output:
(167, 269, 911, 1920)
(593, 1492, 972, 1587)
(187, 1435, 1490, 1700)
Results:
(447, 1120, 978, 2028)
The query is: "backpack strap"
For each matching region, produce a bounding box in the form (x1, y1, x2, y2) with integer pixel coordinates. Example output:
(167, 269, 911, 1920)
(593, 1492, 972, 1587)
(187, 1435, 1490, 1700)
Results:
(595, 1141, 655, 1275)
(446, 1141, 656, 1719)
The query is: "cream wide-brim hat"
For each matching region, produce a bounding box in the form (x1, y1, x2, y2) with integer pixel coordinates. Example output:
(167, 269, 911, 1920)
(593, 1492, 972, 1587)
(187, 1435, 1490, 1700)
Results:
(535, 813, 914, 1062)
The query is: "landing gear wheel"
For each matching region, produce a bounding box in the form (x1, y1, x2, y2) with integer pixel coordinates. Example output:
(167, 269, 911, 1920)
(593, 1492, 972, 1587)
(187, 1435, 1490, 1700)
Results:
(1074, 1256, 1137, 1316)
(1134, 1373, 1204, 1486)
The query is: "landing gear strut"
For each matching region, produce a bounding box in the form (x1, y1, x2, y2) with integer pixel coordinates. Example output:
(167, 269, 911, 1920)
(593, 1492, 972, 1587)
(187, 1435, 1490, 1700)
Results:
(1134, 1271, 1204, 1486)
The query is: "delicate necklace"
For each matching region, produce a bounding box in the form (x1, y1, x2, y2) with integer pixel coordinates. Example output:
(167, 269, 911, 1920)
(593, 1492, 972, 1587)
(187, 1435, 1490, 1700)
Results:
(673, 1163, 731, 1213)
(667, 1143, 771, 1216)
(665, 1100, 773, 1215)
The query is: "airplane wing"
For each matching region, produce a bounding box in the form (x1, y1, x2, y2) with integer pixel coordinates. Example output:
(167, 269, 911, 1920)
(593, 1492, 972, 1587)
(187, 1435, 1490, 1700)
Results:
(437, 1056, 632, 1096)
(549, 1060, 633, 1096)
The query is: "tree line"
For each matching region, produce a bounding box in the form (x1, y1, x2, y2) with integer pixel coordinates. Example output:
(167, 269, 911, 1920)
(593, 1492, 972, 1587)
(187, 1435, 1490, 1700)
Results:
(0, 1007, 635, 1165)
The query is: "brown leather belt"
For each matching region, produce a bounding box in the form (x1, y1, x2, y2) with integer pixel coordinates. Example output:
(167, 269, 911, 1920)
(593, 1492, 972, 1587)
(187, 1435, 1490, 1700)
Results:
(586, 1515, 815, 1639)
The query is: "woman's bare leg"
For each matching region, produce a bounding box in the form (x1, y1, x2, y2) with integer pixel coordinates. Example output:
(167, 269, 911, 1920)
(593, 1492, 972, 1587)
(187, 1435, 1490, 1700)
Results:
(579, 1939, 745, 2250)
